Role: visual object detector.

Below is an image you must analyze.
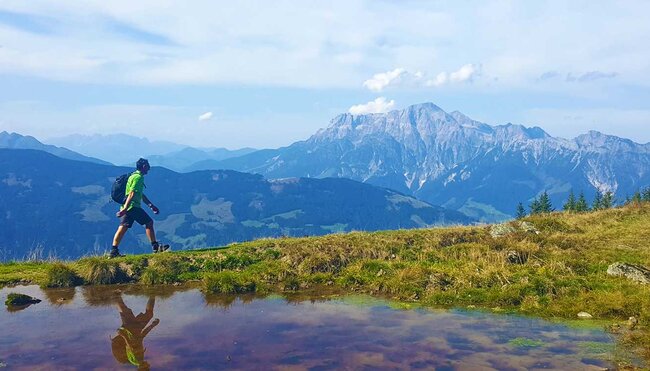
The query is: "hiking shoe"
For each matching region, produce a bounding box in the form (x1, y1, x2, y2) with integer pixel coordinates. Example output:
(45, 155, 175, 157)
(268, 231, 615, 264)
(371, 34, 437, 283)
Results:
(153, 244, 170, 253)
(108, 250, 125, 258)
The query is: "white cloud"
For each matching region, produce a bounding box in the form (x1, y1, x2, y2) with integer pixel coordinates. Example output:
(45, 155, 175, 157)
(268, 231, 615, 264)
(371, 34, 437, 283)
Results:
(425, 64, 478, 87)
(362, 68, 406, 92)
(427, 72, 449, 87)
(449, 64, 477, 83)
(363, 64, 480, 90)
(198, 111, 213, 122)
(349, 97, 395, 115)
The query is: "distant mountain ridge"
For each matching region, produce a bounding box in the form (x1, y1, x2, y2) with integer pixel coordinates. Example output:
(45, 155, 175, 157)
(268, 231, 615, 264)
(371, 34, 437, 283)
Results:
(0, 131, 111, 166)
(45, 133, 187, 166)
(0, 148, 471, 260)
(148, 146, 257, 172)
(210, 103, 650, 221)
(45, 133, 257, 170)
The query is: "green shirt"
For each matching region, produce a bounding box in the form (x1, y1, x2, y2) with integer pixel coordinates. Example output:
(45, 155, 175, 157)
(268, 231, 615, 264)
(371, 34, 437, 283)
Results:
(122, 170, 145, 211)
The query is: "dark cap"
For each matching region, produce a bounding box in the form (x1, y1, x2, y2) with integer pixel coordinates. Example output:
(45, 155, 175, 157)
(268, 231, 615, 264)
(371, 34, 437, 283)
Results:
(136, 158, 150, 170)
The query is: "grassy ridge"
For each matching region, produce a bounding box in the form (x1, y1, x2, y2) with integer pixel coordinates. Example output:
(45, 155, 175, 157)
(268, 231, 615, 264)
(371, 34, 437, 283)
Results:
(3, 204, 650, 361)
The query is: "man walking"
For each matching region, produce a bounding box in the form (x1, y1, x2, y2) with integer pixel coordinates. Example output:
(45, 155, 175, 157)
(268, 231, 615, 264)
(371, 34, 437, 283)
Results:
(110, 158, 168, 258)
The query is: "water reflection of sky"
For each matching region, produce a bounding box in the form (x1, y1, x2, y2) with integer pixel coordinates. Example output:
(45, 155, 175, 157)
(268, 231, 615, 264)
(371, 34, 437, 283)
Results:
(1, 285, 616, 370)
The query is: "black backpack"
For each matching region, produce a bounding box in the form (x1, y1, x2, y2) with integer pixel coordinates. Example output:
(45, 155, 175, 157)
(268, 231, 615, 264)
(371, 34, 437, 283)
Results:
(111, 173, 131, 204)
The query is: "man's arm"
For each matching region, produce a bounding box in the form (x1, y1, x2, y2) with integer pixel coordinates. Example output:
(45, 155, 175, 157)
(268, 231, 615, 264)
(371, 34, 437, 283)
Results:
(117, 191, 135, 217)
(142, 194, 159, 214)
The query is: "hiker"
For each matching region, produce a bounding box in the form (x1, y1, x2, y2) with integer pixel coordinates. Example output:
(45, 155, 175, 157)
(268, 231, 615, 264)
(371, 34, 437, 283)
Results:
(111, 158, 167, 258)
(111, 295, 159, 370)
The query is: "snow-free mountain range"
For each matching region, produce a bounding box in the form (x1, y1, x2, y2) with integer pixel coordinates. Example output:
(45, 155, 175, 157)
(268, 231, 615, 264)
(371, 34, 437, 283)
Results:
(0, 149, 469, 260)
(45, 133, 257, 170)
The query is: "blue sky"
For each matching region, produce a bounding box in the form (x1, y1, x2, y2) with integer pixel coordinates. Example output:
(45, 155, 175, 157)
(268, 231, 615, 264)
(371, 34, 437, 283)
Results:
(0, 1, 649, 148)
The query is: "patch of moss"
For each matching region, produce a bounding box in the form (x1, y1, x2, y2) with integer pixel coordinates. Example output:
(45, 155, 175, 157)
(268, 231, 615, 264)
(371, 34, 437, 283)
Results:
(43, 263, 82, 288)
(5, 293, 40, 306)
(578, 341, 615, 354)
(139, 259, 182, 285)
(203, 271, 257, 294)
(508, 337, 544, 348)
(77, 258, 129, 285)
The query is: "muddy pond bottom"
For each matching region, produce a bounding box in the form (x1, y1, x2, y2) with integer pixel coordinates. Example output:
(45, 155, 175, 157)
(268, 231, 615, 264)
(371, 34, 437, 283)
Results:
(1, 285, 616, 370)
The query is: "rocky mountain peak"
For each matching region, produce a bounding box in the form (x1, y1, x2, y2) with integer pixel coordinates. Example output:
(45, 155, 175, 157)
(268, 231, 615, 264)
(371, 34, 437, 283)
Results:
(494, 123, 551, 141)
(314, 103, 471, 142)
(574, 130, 646, 153)
(575, 130, 609, 144)
(403, 102, 446, 115)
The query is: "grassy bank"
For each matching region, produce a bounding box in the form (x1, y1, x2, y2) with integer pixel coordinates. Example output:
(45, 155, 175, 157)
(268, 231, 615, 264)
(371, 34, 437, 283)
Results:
(3, 204, 650, 363)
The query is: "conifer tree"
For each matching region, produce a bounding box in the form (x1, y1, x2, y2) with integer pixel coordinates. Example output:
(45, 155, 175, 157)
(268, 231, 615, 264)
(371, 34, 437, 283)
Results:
(575, 191, 589, 212)
(623, 191, 642, 205)
(592, 189, 603, 210)
(563, 190, 576, 212)
(529, 196, 541, 215)
(516, 202, 526, 219)
(601, 191, 615, 209)
(537, 191, 554, 213)
(642, 187, 650, 202)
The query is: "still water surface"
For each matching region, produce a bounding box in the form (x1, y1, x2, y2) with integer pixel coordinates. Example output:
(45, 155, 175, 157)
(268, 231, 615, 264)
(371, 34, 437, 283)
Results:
(1, 285, 616, 370)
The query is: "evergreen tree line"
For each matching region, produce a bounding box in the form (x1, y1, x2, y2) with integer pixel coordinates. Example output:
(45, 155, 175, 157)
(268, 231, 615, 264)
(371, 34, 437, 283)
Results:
(515, 186, 650, 219)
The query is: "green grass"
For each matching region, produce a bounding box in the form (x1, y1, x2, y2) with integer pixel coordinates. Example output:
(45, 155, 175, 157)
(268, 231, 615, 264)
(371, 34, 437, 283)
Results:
(2, 203, 650, 364)
(203, 271, 258, 294)
(77, 258, 129, 285)
(42, 263, 82, 288)
(0, 261, 49, 286)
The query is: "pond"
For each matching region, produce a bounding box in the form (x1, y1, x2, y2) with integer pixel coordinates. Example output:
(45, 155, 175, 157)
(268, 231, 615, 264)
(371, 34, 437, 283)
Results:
(1, 285, 617, 370)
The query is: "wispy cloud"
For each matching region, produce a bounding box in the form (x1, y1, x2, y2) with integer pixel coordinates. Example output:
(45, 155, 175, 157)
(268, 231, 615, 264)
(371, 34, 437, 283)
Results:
(568, 71, 618, 82)
(349, 97, 395, 115)
(106, 18, 176, 46)
(538, 70, 618, 83)
(537, 71, 618, 82)
(0, 9, 56, 35)
(198, 111, 213, 121)
(538, 71, 560, 81)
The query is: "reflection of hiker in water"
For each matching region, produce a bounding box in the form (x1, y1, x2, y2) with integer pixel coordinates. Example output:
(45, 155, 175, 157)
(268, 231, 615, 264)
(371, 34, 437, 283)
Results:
(111, 296, 159, 370)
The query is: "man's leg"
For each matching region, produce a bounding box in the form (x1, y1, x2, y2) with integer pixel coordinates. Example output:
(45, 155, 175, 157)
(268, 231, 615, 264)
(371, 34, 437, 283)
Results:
(145, 221, 156, 244)
(113, 225, 129, 247)
(111, 225, 129, 257)
(137, 209, 167, 253)
(145, 220, 169, 253)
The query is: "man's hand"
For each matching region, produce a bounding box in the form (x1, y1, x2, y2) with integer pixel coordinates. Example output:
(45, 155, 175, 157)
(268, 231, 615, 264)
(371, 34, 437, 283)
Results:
(150, 204, 159, 214)
(116, 209, 127, 218)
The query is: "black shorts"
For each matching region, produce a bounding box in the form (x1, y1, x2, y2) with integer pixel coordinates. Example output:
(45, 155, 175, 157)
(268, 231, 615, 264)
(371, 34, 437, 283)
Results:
(119, 207, 153, 228)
